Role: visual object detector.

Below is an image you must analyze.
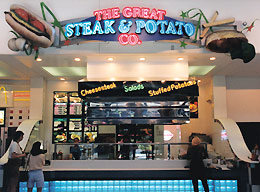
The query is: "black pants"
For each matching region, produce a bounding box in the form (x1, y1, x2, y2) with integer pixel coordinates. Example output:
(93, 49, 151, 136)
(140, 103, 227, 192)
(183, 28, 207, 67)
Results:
(191, 177, 209, 192)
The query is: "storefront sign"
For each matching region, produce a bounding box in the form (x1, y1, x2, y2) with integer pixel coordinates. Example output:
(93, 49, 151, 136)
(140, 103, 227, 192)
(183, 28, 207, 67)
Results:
(65, 7, 195, 45)
(78, 81, 198, 98)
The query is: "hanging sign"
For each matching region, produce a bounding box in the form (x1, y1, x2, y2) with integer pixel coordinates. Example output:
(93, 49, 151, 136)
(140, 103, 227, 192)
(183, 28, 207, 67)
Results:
(78, 81, 198, 99)
(65, 7, 195, 45)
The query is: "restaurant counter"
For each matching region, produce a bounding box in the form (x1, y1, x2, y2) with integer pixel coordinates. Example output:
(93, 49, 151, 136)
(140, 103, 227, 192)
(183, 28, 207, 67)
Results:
(19, 159, 248, 192)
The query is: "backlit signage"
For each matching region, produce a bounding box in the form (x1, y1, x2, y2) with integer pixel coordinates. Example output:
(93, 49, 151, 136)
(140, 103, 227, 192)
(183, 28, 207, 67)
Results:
(78, 81, 199, 98)
(65, 7, 195, 45)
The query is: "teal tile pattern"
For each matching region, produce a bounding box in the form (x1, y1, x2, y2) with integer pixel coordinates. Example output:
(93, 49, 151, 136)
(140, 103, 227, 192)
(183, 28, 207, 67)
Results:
(20, 179, 237, 192)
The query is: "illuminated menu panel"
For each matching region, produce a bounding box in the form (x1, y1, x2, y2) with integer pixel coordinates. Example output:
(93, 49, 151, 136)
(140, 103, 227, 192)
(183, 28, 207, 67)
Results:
(53, 118, 67, 143)
(54, 103, 67, 115)
(68, 132, 82, 142)
(69, 103, 82, 115)
(69, 118, 82, 131)
(84, 120, 98, 143)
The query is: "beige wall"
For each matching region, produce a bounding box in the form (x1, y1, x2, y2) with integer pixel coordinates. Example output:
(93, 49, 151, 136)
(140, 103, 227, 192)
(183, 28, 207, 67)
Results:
(226, 77, 260, 122)
(181, 77, 214, 143)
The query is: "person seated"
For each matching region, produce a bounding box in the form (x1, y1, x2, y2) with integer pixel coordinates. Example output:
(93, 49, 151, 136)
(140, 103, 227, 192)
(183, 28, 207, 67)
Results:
(70, 138, 81, 160)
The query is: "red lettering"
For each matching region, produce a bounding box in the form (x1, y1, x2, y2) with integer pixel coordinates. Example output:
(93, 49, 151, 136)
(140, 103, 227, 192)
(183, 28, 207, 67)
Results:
(142, 8, 150, 19)
(102, 9, 112, 20)
(122, 7, 132, 18)
(157, 9, 167, 20)
(128, 34, 139, 46)
(118, 33, 141, 46)
(132, 7, 141, 18)
(149, 9, 158, 20)
(118, 34, 129, 45)
(93, 10, 103, 21)
(112, 7, 120, 19)
(93, 7, 122, 20)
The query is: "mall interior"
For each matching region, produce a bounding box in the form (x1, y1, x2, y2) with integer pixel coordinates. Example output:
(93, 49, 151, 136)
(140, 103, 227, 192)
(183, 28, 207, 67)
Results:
(0, 0, 260, 191)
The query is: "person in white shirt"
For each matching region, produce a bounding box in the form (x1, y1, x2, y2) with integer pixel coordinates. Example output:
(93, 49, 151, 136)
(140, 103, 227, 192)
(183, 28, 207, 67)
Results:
(27, 141, 45, 192)
(5, 131, 26, 192)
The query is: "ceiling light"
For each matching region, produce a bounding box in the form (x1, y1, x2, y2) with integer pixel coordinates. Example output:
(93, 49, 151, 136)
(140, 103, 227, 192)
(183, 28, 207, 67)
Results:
(177, 57, 184, 61)
(108, 58, 114, 61)
(36, 57, 42, 62)
(139, 57, 145, 61)
(210, 57, 216, 61)
(137, 78, 144, 82)
(74, 58, 81, 62)
(60, 78, 65, 81)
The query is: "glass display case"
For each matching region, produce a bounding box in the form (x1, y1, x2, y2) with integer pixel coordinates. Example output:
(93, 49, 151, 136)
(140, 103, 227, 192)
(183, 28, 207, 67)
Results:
(86, 101, 190, 125)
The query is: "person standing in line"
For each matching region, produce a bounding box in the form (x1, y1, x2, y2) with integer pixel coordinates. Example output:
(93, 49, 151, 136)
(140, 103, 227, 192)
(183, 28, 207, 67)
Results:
(27, 141, 45, 192)
(187, 136, 209, 192)
(5, 130, 26, 192)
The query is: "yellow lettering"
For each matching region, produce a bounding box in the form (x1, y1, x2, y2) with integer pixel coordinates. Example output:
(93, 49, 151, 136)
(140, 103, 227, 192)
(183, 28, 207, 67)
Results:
(148, 90, 153, 96)
(80, 90, 85, 96)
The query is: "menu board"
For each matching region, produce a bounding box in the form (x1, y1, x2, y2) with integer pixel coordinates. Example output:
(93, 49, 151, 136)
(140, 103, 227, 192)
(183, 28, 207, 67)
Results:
(0, 108, 5, 127)
(69, 92, 82, 115)
(54, 92, 68, 115)
(69, 103, 82, 115)
(69, 118, 82, 131)
(54, 103, 67, 115)
(84, 121, 98, 142)
(53, 118, 67, 143)
(68, 131, 82, 142)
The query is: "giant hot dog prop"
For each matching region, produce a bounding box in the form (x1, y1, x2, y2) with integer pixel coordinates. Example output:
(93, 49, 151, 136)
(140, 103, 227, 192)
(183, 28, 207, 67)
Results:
(5, 4, 55, 48)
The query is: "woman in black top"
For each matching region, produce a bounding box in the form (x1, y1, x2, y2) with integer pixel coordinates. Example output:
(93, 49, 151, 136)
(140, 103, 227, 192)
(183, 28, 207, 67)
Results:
(187, 136, 209, 192)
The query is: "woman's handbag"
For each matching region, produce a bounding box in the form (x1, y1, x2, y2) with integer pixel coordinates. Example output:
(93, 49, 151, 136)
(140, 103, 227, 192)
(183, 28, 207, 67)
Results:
(24, 154, 31, 181)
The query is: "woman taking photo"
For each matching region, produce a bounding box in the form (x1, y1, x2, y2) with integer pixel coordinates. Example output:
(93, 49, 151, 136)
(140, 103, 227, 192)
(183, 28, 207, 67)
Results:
(27, 141, 45, 192)
(5, 130, 26, 192)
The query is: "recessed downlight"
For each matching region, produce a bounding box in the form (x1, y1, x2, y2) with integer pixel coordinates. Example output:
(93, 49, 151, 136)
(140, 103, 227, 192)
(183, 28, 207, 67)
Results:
(60, 78, 65, 81)
(74, 58, 81, 62)
(139, 57, 145, 61)
(108, 58, 114, 61)
(177, 57, 184, 61)
(36, 57, 42, 62)
(210, 57, 216, 61)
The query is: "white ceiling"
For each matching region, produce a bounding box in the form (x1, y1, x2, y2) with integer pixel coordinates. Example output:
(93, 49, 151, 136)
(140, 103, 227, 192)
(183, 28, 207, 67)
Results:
(0, 41, 259, 82)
